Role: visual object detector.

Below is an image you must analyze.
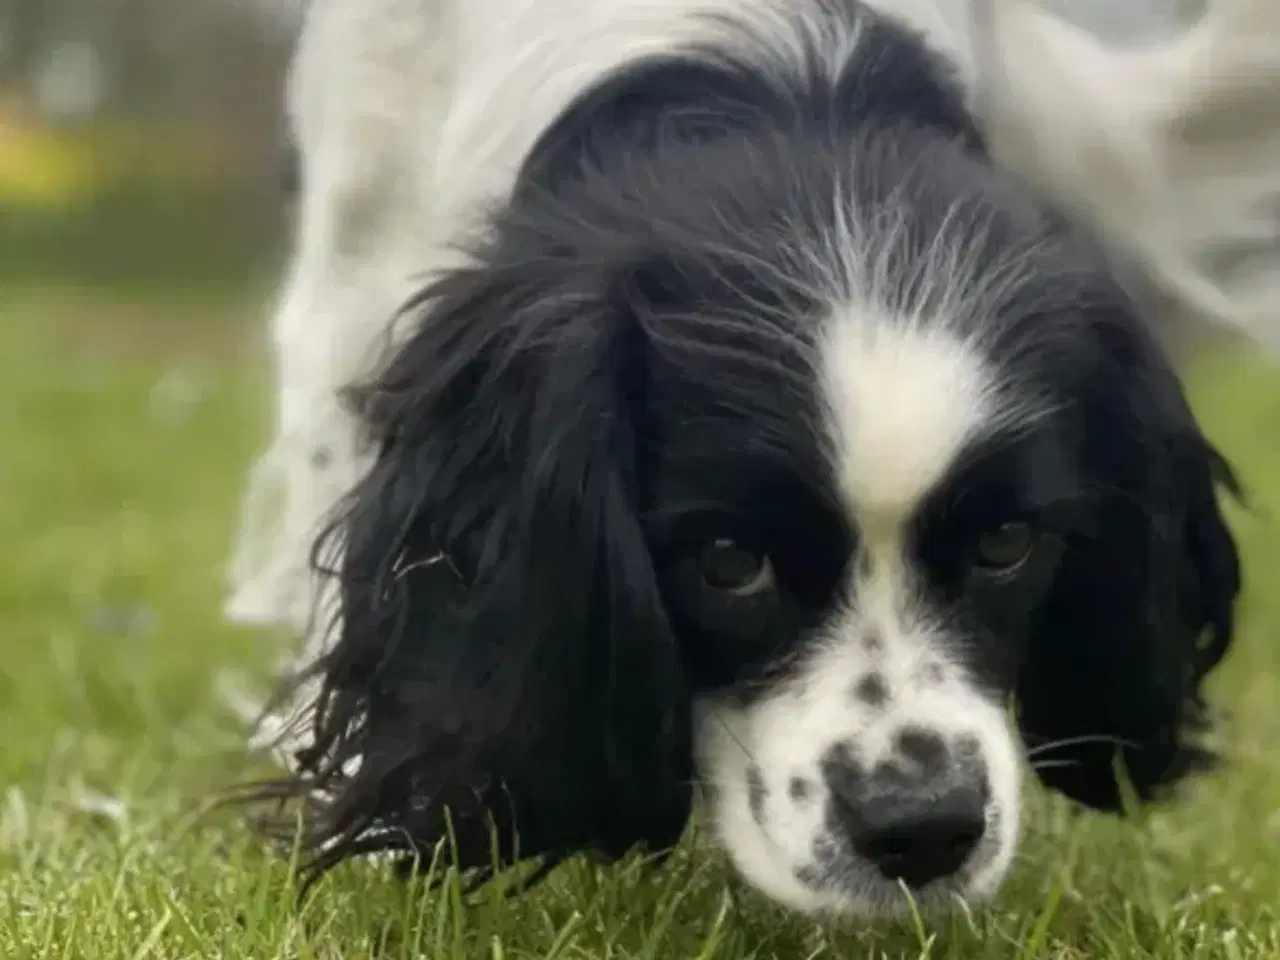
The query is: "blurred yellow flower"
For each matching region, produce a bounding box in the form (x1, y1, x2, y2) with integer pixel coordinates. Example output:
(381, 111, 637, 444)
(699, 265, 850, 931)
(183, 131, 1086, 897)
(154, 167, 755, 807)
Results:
(0, 96, 101, 210)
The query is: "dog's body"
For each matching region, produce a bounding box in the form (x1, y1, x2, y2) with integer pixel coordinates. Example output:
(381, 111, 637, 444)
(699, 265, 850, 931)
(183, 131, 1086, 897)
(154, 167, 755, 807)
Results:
(228, 0, 1275, 918)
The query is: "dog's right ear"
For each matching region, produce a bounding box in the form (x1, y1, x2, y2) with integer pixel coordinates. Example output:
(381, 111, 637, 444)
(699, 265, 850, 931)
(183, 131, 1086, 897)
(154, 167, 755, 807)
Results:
(1015, 313, 1242, 812)
(269, 253, 695, 887)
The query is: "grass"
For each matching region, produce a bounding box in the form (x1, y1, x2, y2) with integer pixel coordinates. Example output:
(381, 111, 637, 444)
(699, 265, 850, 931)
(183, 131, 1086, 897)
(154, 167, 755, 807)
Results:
(1, 292, 1278, 959)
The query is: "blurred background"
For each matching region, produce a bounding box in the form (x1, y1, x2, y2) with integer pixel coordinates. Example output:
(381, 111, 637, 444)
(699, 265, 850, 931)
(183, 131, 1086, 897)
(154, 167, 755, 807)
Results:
(0, 0, 295, 297)
(0, 0, 305, 825)
(0, 0, 1208, 298)
(1, 0, 1221, 295)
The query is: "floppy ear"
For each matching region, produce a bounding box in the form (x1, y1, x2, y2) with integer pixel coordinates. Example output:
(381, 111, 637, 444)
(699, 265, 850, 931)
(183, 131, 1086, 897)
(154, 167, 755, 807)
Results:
(1016, 326, 1242, 811)
(274, 256, 694, 885)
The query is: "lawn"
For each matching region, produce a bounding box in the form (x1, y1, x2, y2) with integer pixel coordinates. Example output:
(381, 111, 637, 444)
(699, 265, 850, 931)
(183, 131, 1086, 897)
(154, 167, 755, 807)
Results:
(1, 293, 1278, 959)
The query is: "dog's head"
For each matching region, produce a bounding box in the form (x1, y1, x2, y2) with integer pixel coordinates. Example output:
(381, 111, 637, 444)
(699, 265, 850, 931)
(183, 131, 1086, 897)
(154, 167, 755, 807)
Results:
(270, 20, 1241, 919)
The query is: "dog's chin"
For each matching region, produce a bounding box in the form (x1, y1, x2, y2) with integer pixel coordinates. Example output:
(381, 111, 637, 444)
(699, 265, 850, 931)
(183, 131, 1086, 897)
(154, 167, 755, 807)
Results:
(722, 837, 1015, 919)
(796, 841, 1014, 919)
(816, 876, 1004, 920)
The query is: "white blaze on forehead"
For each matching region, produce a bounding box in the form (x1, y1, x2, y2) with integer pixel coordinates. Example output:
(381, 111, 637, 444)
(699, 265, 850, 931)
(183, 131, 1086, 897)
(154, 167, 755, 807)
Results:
(819, 313, 996, 520)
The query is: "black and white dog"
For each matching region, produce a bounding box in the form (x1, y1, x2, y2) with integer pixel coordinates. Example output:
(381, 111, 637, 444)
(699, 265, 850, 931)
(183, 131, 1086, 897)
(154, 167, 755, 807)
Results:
(226, 0, 1279, 918)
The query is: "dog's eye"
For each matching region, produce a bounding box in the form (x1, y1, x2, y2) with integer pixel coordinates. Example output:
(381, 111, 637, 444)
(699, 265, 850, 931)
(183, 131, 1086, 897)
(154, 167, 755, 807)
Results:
(973, 522, 1036, 574)
(697, 538, 774, 596)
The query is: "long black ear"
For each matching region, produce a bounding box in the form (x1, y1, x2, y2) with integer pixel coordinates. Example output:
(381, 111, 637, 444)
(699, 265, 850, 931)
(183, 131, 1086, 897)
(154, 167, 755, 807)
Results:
(1016, 328, 1242, 811)
(271, 255, 694, 886)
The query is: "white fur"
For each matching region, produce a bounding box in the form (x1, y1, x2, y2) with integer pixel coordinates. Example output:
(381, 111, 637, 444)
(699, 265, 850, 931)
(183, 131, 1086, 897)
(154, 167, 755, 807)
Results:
(821, 316, 997, 515)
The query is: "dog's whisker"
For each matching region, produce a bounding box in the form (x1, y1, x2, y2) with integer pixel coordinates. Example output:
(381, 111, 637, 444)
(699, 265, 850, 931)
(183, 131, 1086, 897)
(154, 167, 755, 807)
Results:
(1026, 734, 1140, 759)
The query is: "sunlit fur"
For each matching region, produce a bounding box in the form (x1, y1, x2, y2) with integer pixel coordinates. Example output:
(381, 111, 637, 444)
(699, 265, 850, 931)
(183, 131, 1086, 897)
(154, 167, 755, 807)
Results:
(237, 0, 1243, 919)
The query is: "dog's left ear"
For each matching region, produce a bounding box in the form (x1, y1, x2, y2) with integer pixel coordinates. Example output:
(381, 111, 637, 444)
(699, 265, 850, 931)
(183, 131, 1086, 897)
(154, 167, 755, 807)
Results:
(267, 255, 694, 886)
(1016, 321, 1242, 811)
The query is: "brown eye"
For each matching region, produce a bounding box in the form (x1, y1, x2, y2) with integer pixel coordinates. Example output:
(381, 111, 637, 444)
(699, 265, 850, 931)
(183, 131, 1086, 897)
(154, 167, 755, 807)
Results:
(698, 538, 774, 596)
(974, 522, 1036, 574)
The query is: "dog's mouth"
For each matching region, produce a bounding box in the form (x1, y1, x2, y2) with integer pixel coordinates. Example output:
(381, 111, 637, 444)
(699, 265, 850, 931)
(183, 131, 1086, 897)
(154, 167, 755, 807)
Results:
(791, 866, 979, 916)
(790, 826, 1008, 915)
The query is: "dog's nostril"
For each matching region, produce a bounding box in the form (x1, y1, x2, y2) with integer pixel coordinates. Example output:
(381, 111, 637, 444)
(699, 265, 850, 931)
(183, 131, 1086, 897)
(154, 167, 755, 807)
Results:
(854, 809, 985, 886)
(865, 832, 913, 859)
(832, 780, 988, 888)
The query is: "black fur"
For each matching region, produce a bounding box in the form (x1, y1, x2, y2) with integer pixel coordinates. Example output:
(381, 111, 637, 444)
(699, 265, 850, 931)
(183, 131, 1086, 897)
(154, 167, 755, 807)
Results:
(1011, 313, 1242, 808)
(248, 0, 1242, 894)
(287, 254, 697, 879)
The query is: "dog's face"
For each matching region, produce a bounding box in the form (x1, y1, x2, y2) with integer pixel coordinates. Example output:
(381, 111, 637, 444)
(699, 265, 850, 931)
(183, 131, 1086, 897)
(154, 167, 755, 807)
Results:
(275, 43, 1240, 918)
(675, 315, 1036, 911)
(629, 244, 1123, 912)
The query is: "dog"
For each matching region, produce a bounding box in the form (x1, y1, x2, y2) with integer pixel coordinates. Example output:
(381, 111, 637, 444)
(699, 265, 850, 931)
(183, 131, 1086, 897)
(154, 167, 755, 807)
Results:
(224, 0, 1279, 918)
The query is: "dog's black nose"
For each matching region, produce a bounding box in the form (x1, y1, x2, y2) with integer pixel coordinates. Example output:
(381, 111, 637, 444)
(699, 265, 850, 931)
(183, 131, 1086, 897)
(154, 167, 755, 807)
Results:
(824, 747, 988, 888)
(849, 785, 986, 887)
